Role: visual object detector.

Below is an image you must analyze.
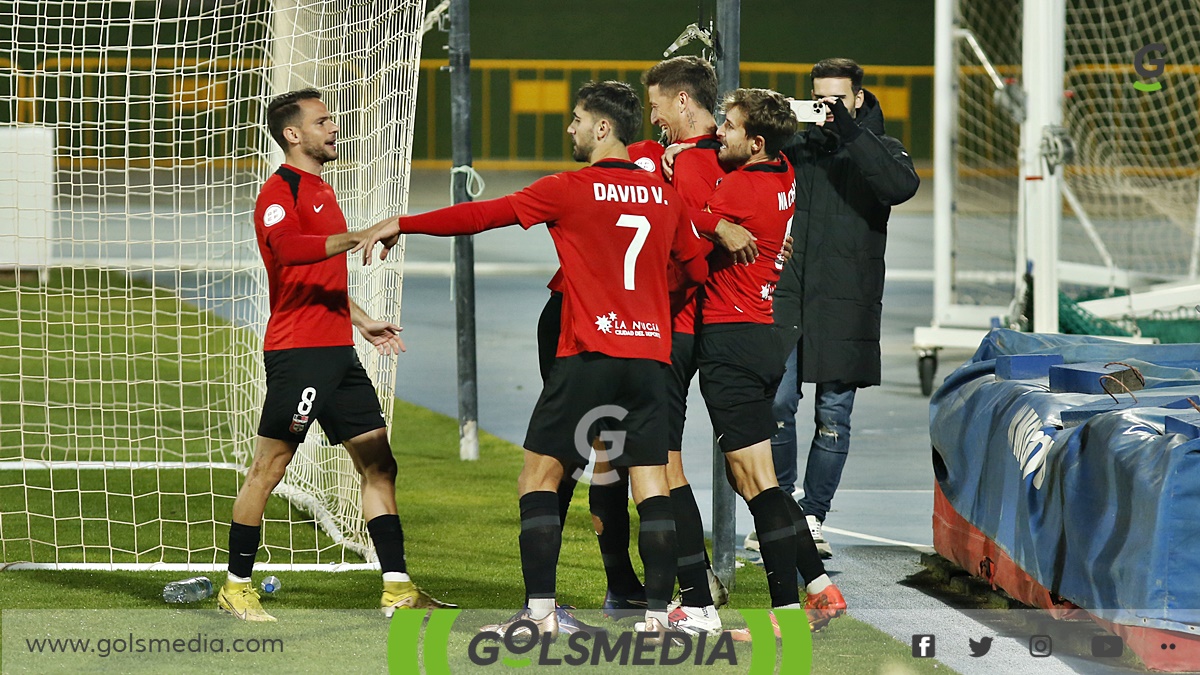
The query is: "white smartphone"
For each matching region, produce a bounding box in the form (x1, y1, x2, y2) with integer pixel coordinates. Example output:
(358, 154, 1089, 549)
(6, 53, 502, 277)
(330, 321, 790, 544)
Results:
(789, 99, 828, 123)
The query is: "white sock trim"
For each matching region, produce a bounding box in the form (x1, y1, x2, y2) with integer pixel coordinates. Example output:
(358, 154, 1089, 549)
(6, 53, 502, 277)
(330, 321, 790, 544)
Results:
(383, 572, 411, 583)
(806, 574, 832, 594)
(643, 610, 669, 627)
(226, 573, 251, 585)
(528, 598, 556, 620)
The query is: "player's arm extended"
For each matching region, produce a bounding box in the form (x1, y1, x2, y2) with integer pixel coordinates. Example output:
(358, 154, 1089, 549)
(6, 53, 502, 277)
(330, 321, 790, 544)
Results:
(355, 198, 519, 265)
(349, 299, 406, 355)
(267, 227, 366, 266)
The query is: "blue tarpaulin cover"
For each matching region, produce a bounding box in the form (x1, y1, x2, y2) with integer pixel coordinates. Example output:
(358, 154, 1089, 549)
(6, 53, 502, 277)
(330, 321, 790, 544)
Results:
(931, 329, 1200, 633)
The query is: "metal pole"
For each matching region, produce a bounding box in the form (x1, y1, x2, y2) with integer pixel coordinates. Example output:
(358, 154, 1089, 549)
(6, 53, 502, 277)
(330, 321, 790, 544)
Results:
(449, 0, 479, 460)
(1020, 0, 1065, 333)
(711, 0, 739, 592)
(932, 0, 955, 328)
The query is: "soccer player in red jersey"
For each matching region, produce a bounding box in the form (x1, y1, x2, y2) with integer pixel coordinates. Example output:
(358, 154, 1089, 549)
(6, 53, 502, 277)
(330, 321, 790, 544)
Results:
(219, 88, 452, 622)
(357, 81, 709, 638)
(529, 114, 688, 631)
(588, 56, 742, 634)
(692, 88, 845, 628)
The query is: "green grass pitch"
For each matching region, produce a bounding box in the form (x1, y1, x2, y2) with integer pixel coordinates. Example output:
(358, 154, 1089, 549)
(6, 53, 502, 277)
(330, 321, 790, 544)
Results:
(0, 269, 950, 673)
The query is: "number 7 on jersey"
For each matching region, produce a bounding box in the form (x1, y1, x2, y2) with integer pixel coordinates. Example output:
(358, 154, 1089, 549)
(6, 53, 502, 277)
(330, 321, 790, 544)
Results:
(615, 214, 651, 291)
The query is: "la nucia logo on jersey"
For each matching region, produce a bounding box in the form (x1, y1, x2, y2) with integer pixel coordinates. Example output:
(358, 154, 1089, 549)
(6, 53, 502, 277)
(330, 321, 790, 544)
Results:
(595, 311, 661, 338)
(386, 608, 814, 673)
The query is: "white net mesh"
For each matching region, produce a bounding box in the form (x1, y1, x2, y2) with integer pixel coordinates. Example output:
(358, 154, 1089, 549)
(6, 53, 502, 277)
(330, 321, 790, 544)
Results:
(952, 0, 1023, 309)
(0, 0, 422, 569)
(1062, 0, 1200, 277)
(950, 0, 1200, 312)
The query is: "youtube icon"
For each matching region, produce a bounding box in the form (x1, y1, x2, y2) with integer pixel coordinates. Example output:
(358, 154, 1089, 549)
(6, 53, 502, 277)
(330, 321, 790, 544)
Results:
(1092, 635, 1124, 658)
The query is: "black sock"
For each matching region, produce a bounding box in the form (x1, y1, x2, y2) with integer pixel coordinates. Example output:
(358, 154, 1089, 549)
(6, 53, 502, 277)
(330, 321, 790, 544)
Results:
(589, 479, 643, 596)
(746, 488, 801, 607)
(519, 491, 562, 602)
(367, 514, 407, 575)
(671, 485, 714, 607)
(636, 496, 677, 612)
(556, 475, 578, 531)
(784, 496, 827, 585)
(227, 521, 260, 579)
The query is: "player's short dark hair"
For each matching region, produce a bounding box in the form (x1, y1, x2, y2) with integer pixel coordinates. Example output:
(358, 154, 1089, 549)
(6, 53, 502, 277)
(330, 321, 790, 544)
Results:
(575, 81, 642, 146)
(811, 58, 864, 92)
(267, 88, 322, 150)
(721, 88, 798, 157)
(641, 56, 718, 113)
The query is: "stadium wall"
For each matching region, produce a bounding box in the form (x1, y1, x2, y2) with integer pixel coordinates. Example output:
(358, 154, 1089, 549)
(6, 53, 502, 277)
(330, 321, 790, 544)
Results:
(1, 1, 936, 168)
(417, 0, 936, 163)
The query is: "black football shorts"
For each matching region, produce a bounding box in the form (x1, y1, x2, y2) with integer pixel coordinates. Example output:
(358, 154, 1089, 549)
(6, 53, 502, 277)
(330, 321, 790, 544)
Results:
(666, 331, 698, 450)
(697, 323, 793, 452)
(258, 346, 386, 445)
(524, 352, 669, 468)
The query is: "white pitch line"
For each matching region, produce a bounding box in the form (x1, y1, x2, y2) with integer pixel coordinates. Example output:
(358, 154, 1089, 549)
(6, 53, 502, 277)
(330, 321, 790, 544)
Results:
(822, 525, 933, 551)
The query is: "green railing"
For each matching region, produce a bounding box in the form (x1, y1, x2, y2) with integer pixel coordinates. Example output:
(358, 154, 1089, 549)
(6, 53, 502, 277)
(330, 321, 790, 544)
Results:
(0, 56, 934, 172)
(412, 59, 935, 170)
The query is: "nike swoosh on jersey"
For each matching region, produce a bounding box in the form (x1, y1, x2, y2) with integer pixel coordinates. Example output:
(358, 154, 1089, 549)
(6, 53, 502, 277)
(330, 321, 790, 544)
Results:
(313, 204, 324, 213)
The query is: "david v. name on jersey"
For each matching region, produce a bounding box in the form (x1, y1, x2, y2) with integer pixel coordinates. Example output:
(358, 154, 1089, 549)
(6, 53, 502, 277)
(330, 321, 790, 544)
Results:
(592, 183, 668, 204)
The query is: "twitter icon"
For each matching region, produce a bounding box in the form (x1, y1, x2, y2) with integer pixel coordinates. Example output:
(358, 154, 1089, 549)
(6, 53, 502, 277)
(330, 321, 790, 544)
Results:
(969, 637, 993, 657)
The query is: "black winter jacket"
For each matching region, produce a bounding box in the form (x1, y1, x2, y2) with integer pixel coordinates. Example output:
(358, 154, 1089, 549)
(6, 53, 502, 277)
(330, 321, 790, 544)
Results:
(774, 89, 920, 387)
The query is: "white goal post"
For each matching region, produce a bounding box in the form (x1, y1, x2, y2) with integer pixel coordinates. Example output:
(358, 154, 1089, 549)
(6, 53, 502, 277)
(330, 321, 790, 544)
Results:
(0, 0, 425, 571)
(916, 0, 1200, 367)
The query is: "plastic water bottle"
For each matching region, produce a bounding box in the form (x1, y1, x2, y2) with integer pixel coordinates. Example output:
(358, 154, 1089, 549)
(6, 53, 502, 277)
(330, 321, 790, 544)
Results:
(162, 576, 213, 603)
(261, 576, 281, 594)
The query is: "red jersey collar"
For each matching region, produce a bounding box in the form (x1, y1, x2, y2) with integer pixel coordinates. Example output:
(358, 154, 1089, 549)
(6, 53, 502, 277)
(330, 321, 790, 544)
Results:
(279, 163, 327, 183)
(741, 157, 789, 173)
(592, 159, 643, 170)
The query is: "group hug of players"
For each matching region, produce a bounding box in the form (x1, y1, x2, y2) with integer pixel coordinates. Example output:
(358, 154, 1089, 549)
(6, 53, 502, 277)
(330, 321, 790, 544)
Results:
(222, 55, 847, 641)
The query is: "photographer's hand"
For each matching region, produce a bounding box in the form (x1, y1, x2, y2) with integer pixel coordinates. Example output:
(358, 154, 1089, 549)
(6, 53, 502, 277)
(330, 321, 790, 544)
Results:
(825, 97, 862, 142)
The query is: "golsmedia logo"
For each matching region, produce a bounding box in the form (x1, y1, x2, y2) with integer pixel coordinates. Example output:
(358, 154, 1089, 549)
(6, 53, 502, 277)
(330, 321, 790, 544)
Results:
(467, 620, 735, 667)
(387, 609, 813, 673)
(1133, 42, 1166, 92)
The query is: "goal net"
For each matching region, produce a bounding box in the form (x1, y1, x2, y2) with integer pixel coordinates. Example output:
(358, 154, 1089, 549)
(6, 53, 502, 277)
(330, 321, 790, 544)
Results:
(0, 0, 423, 570)
(942, 0, 1200, 331)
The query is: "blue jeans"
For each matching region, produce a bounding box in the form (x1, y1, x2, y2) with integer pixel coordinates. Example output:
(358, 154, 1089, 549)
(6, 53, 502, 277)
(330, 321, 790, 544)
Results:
(770, 346, 857, 523)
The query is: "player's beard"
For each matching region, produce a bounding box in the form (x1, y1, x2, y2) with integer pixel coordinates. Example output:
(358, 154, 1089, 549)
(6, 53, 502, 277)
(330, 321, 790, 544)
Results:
(718, 140, 752, 166)
(305, 136, 338, 164)
(571, 136, 592, 162)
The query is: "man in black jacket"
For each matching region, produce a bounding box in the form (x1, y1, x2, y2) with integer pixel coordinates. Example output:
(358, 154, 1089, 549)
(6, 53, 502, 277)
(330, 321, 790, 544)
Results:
(767, 58, 920, 559)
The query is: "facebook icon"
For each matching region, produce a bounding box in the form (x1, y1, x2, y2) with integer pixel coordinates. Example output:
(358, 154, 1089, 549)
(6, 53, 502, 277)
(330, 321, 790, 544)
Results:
(912, 635, 936, 658)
